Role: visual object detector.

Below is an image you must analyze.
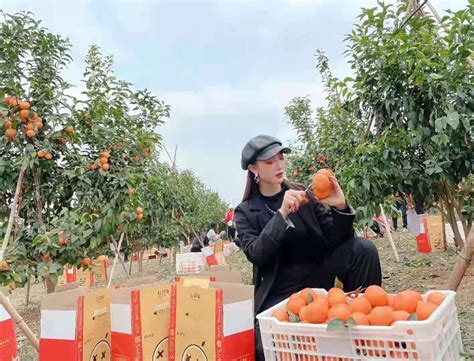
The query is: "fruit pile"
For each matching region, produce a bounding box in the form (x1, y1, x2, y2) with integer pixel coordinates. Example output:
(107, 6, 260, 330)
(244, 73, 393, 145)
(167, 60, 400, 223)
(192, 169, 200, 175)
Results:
(271, 286, 446, 327)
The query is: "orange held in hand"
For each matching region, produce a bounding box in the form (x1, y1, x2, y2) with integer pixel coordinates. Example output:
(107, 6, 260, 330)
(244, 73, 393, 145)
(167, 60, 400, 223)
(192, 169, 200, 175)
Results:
(312, 173, 332, 199)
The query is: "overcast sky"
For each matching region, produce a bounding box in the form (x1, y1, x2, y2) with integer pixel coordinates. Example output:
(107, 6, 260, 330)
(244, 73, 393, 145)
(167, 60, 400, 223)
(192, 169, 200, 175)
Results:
(1, 0, 466, 206)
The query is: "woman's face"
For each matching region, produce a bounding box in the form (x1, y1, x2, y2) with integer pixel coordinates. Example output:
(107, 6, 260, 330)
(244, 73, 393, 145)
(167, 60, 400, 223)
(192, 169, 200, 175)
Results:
(251, 152, 286, 185)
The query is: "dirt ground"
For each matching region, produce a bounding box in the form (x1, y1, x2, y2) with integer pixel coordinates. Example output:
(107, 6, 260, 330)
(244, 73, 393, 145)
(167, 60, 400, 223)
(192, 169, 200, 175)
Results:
(8, 231, 473, 360)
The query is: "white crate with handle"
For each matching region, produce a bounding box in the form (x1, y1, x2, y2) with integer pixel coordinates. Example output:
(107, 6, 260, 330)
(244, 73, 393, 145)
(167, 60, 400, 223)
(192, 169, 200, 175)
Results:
(257, 289, 463, 360)
(175, 252, 206, 275)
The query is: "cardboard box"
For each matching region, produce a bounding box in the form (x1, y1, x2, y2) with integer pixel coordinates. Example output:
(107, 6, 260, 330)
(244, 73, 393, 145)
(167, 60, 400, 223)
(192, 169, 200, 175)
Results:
(57, 265, 77, 287)
(425, 215, 446, 252)
(111, 283, 171, 361)
(39, 288, 111, 361)
(0, 287, 17, 361)
(169, 281, 254, 361)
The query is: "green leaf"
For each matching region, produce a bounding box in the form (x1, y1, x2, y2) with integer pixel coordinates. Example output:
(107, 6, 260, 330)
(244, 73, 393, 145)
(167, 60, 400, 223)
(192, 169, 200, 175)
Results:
(435, 117, 447, 131)
(327, 318, 346, 332)
(306, 292, 314, 304)
(429, 73, 443, 80)
(408, 313, 417, 321)
(334, 276, 344, 289)
(347, 317, 358, 328)
(288, 311, 300, 323)
(446, 111, 459, 130)
(363, 178, 370, 190)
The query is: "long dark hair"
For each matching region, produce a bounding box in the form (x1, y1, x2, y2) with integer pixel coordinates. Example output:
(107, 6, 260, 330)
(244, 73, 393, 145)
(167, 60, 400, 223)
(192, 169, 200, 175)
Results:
(241, 170, 305, 202)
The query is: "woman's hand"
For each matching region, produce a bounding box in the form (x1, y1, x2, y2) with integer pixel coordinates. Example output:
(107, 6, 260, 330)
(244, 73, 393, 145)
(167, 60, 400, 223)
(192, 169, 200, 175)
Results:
(316, 177, 347, 210)
(278, 189, 307, 218)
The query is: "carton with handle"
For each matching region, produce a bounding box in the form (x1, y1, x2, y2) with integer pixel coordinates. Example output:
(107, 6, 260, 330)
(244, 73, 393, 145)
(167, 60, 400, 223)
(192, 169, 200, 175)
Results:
(169, 279, 254, 361)
(39, 288, 111, 361)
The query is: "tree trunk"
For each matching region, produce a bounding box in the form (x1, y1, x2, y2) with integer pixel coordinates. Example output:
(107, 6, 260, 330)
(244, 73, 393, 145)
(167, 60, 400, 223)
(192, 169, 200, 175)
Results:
(25, 274, 31, 306)
(443, 183, 465, 249)
(0, 168, 25, 263)
(445, 228, 473, 290)
(44, 276, 56, 294)
(138, 248, 144, 273)
(128, 253, 133, 275)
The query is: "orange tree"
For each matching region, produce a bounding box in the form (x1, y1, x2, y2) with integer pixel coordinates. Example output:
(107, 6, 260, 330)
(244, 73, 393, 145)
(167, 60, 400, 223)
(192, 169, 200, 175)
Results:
(285, 2, 473, 247)
(0, 12, 170, 287)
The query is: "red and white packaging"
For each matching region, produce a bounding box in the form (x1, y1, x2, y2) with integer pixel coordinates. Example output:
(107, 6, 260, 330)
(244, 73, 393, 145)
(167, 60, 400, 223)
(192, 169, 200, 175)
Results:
(201, 246, 218, 266)
(39, 288, 111, 361)
(169, 279, 254, 361)
(0, 287, 17, 361)
(111, 282, 171, 360)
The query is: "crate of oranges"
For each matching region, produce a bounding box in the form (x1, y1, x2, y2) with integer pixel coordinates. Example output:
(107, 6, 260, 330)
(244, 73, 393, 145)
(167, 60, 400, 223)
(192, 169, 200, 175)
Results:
(257, 286, 464, 360)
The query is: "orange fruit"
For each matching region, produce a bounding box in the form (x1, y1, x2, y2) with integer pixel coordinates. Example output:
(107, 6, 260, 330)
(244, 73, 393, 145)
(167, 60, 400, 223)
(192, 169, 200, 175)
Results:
(272, 310, 289, 322)
(32, 112, 39, 120)
(65, 126, 74, 135)
(349, 296, 372, 315)
(37, 150, 46, 158)
(82, 257, 91, 266)
(19, 109, 30, 120)
(287, 296, 307, 316)
(403, 289, 423, 302)
(299, 305, 310, 322)
(127, 188, 133, 196)
(312, 173, 332, 199)
(416, 302, 438, 321)
(26, 123, 34, 131)
(102, 163, 110, 171)
(350, 312, 369, 326)
(328, 304, 351, 322)
(305, 298, 329, 323)
(136, 207, 144, 214)
(42, 253, 51, 263)
(99, 157, 108, 164)
(393, 292, 418, 313)
(5, 128, 16, 140)
(100, 151, 110, 159)
(368, 306, 394, 326)
(45, 152, 53, 160)
(90, 163, 98, 170)
(387, 294, 394, 307)
(301, 288, 317, 302)
(3, 119, 12, 128)
(4, 96, 12, 107)
(137, 213, 144, 221)
(26, 129, 35, 138)
(19, 101, 30, 110)
(8, 96, 19, 107)
(365, 285, 388, 307)
(392, 310, 410, 323)
(317, 168, 334, 177)
(427, 292, 445, 306)
(0, 261, 9, 272)
(34, 120, 43, 131)
(328, 287, 347, 307)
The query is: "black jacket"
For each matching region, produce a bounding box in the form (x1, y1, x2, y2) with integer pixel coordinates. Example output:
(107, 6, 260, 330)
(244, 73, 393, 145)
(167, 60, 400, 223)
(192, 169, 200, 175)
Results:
(235, 182, 355, 315)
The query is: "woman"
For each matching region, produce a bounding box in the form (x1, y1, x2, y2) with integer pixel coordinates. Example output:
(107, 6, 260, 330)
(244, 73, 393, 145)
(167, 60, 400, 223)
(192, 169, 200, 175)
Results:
(235, 135, 382, 360)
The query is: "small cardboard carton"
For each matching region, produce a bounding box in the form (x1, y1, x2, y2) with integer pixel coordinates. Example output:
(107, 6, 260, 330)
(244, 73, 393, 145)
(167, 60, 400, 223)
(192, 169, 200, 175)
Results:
(169, 280, 254, 361)
(0, 287, 17, 361)
(111, 282, 171, 360)
(39, 288, 111, 361)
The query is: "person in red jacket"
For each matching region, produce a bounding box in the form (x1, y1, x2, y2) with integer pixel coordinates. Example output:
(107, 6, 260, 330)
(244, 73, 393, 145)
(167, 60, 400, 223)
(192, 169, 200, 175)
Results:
(225, 207, 236, 241)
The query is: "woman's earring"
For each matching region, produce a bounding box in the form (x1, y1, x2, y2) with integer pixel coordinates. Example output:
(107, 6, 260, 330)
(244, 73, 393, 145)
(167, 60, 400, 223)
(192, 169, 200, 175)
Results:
(254, 173, 260, 184)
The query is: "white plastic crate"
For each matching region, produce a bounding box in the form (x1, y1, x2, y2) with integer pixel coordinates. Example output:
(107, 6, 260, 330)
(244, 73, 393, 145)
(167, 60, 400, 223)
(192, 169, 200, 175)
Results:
(175, 252, 206, 275)
(257, 289, 463, 360)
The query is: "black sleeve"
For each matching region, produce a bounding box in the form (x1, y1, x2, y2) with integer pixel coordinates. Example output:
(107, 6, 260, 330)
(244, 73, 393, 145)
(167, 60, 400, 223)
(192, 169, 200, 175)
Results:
(313, 201, 355, 246)
(235, 206, 288, 268)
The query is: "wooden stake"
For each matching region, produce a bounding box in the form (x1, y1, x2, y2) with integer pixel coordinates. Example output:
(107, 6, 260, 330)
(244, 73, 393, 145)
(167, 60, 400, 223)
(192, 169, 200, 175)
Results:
(0, 291, 39, 351)
(107, 233, 125, 288)
(380, 204, 400, 262)
(110, 236, 130, 280)
(128, 253, 133, 275)
(25, 274, 31, 306)
(446, 228, 473, 290)
(0, 168, 25, 263)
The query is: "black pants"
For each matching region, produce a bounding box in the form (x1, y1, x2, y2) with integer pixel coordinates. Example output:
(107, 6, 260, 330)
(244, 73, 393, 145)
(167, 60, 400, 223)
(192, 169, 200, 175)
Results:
(255, 236, 382, 361)
(227, 226, 236, 241)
